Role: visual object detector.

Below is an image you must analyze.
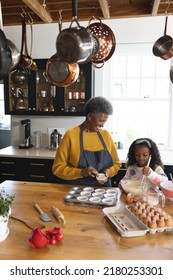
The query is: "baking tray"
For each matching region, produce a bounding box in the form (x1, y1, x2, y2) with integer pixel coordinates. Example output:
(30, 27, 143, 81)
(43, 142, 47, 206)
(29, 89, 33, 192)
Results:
(103, 204, 173, 237)
(64, 186, 120, 207)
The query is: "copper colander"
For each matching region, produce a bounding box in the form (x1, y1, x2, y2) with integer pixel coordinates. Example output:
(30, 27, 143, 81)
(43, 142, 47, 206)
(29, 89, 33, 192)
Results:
(87, 17, 116, 65)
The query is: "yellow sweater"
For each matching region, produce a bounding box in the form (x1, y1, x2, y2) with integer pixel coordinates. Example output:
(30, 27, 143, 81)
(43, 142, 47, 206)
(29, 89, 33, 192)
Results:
(52, 126, 121, 180)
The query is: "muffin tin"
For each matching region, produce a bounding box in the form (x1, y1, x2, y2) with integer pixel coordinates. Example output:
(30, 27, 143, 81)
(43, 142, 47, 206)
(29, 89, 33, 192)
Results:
(103, 205, 173, 237)
(64, 186, 120, 206)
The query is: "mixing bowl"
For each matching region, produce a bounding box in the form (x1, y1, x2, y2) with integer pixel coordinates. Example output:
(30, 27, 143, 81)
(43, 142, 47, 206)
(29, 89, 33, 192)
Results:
(160, 181, 173, 201)
(120, 179, 143, 195)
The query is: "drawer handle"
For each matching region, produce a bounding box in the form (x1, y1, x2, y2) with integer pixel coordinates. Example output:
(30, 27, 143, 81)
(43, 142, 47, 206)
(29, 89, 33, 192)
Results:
(30, 175, 45, 178)
(1, 173, 15, 176)
(30, 163, 45, 166)
(1, 161, 15, 165)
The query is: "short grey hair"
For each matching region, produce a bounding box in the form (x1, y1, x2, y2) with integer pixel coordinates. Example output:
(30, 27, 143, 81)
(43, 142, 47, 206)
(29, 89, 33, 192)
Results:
(84, 96, 113, 116)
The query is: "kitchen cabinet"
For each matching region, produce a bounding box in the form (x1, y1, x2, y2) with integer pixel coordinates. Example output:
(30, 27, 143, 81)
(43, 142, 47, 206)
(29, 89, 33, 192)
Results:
(0, 155, 125, 185)
(0, 157, 57, 183)
(111, 163, 126, 186)
(3, 59, 95, 116)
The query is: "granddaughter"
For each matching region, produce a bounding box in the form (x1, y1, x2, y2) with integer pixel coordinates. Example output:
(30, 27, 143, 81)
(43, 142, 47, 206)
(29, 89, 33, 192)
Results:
(122, 138, 168, 188)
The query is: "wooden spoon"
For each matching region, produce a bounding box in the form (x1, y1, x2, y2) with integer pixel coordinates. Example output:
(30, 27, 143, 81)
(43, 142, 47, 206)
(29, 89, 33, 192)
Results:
(10, 214, 45, 230)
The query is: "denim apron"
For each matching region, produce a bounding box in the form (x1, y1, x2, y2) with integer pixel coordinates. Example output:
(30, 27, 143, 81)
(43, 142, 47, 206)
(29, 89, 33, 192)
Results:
(58, 126, 114, 186)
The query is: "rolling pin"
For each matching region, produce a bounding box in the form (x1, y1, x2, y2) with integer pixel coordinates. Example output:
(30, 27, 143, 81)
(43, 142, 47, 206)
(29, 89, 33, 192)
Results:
(51, 206, 66, 225)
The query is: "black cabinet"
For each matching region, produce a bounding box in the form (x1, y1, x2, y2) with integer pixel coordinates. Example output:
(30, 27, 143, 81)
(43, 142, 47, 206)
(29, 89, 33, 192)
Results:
(0, 157, 57, 183)
(0, 157, 22, 182)
(111, 163, 127, 187)
(3, 59, 94, 116)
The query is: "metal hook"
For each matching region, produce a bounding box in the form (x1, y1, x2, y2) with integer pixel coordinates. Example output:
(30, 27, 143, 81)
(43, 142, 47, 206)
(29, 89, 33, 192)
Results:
(27, 13, 34, 25)
(58, 9, 62, 21)
(165, 0, 171, 15)
(21, 6, 27, 17)
(42, 0, 46, 9)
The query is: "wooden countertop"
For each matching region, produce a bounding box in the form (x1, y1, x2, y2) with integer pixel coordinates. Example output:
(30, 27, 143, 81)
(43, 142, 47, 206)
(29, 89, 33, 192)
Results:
(1, 180, 173, 260)
(0, 146, 173, 165)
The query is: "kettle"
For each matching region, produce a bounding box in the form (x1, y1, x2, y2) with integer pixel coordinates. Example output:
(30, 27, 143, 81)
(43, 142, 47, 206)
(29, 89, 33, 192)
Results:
(50, 129, 62, 150)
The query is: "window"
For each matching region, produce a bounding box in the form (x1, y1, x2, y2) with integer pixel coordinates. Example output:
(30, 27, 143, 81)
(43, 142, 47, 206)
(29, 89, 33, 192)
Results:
(103, 43, 172, 150)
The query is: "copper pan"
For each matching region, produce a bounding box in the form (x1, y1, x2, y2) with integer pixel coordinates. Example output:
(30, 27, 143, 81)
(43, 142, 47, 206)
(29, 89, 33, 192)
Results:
(46, 54, 79, 87)
(46, 11, 79, 87)
(153, 14, 173, 60)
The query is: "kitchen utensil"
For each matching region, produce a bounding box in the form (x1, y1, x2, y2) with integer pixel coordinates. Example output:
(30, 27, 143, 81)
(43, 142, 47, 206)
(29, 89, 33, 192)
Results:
(0, 4, 11, 79)
(29, 227, 49, 248)
(160, 181, 173, 201)
(170, 64, 173, 83)
(29, 18, 38, 71)
(47, 11, 79, 87)
(120, 179, 143, 195)
(51, 206, 66, 225)
(141, 155, 151, 185)
(19, 14, 32, 69)
(64, 186, 119, 206)
(10, 68, 28, 84)
(152, 14, 173, 60)
(33, 203, 51, 222)
(56, 0, 94, 64)
(87, 17, 116, 67)
(10, 213, 45, 230)
(7, 39, 20, 71)
(46, 54, 79, 87)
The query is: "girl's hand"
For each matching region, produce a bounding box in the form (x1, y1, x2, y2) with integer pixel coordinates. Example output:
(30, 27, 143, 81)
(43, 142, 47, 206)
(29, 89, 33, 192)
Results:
(143, 166, 151, 176)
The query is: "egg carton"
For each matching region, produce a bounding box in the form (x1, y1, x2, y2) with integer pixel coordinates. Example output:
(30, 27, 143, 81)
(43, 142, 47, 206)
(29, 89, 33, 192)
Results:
(64, 186, 120, 207)
(103, 205, 173, 237)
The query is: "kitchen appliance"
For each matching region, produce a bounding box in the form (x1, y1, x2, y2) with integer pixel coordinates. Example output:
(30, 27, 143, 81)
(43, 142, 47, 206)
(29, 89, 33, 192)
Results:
(19, 119, 33, 149)
(50, 129, 62, 150)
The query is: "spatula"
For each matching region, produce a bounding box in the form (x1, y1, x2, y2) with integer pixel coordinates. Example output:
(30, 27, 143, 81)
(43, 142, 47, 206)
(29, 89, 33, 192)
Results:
(33, 203, 51, 222)
(10, 214, 45, 230)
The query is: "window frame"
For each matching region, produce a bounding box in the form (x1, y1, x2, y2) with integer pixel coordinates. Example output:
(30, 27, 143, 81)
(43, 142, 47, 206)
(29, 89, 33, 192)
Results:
(102, 43, 173, 151)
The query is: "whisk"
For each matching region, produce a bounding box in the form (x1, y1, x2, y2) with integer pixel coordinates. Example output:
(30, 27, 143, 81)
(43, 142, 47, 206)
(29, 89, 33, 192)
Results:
(141, 155, 152, 186)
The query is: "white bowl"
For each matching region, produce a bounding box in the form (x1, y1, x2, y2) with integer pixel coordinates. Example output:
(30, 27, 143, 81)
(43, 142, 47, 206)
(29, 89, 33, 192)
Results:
(120, 179, 143, 195)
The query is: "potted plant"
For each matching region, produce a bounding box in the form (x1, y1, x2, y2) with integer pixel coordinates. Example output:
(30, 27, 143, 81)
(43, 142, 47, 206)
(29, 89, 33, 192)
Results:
(0, 188, 15, 242)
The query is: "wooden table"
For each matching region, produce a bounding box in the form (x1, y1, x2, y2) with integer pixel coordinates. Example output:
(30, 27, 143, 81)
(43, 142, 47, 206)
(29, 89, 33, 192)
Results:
(0, 180, 173, 260)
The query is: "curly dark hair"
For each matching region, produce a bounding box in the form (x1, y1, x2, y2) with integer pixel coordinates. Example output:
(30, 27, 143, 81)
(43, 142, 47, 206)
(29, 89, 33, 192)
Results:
(84, 96, 113, 116)
(126, 138, 164, 170)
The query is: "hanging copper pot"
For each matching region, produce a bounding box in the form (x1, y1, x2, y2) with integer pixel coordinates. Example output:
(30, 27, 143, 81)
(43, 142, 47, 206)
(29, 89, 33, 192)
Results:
(46, 54, 79, 87)
(153, 14, 173, 60)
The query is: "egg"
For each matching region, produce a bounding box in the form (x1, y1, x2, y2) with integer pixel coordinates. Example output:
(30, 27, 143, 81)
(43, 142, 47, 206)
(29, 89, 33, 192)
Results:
(126, 192, 134, 204)
(143, 214, 151, 224)
(157, 218, 165, 228)
(130, 205, 138, 213)
(139, 210, 147, 220)
(148, 219, 157, 229)
(164, 218, 173, 227)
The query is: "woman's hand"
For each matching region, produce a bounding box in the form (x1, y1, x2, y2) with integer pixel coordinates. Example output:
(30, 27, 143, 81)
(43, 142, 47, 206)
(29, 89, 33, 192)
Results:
(96, 173, 108, 184)
(81, 166, 99, 178)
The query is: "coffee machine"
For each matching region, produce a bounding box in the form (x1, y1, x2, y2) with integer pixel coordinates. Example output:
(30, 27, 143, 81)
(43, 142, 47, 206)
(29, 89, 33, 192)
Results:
(19, 119, 33, 149)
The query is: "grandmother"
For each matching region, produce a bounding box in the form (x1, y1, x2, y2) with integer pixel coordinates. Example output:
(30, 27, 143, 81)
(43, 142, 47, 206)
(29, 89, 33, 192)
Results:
(52, 96, 121, 186)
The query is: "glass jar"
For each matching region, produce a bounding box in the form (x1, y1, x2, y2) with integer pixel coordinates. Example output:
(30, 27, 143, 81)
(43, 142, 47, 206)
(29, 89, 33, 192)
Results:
(33, 131, 42, 149)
